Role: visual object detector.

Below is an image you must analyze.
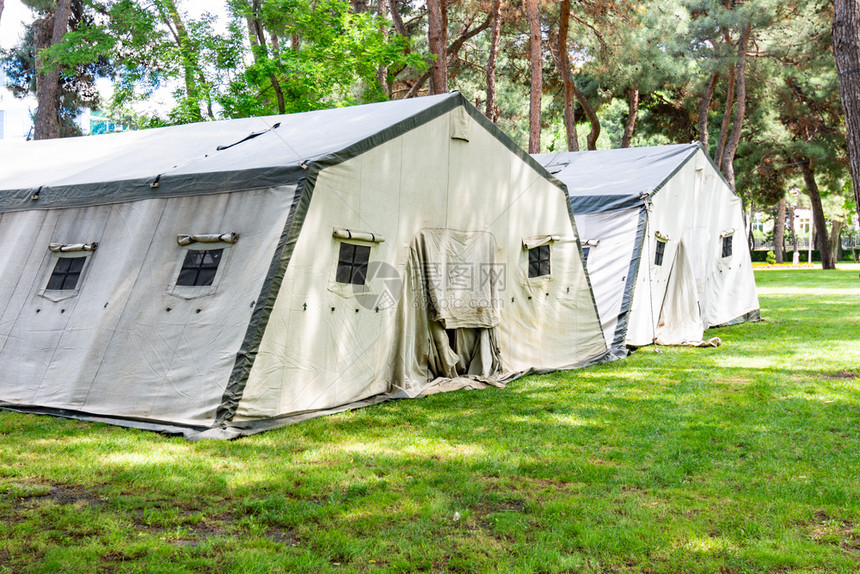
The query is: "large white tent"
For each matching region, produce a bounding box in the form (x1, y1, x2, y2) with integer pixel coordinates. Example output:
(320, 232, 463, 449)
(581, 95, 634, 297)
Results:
(0, 92, 608, 438)
(534, 143, 760, 358)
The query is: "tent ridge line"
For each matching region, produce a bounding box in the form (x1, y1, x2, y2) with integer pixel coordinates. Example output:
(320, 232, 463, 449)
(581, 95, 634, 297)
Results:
(0, 166, 307, 213)
(648, 143, 699, 198)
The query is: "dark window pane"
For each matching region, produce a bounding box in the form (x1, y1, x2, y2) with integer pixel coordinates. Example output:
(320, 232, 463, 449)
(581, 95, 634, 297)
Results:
(722, 236, 733, 258)
(528, 245, 551, 278)
(47, 256, 86, 291)
(55, 257, 72, 273)
(177, 268, 197, 285)
(69, 257, 85, 273)
(46, 273, 66, 291)
(335, 243, 371, 285)
(196, 268, 217, 286)
(353, 262, 368, 285)
(582, 247, 591, 262)
(655, 241, 666, 266)
(203, 250, 221, 267)
(335, 265, 352, 284)
(176, 249, 224, 287)
(62, 272, 81, 290)
(338, 243, 355, 265)
(353, 245, 370, 265)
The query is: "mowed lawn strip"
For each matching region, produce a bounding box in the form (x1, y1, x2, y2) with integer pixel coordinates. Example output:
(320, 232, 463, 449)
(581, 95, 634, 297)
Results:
(1, 268, 858, 573)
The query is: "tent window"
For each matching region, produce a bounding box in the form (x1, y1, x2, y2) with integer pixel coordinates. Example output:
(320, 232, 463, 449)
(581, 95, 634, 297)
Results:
(654, 240, 666, 266)
(722, 235, 733, 258)
(46, 256, 86, 290)
(336, 243, 370, 285)
(177, 249, 224, 287)
(528, 245, 551, 278)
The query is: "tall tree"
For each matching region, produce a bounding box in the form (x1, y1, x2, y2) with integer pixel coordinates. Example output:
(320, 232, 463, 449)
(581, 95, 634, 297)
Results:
(484, 0, 501, 122)
(34, 0, 72, 139)
(620, 85, 639, 148)
(720, 22, 750, 188)
(555, 0, 578, 151)
(774, 196, 786, 263)
(833, 0, 860, 226)
(427, 0, 447, 94)
(698, 72, 718, 146)
(526, 0, 541, 153)
(798, 159, 836, 268)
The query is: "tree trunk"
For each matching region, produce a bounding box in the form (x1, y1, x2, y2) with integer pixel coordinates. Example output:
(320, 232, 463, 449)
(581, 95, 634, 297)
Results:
(553, 0, 578, 150)
(526, 0, 541, 153)
(427, 0, 447, 94)
(485, 0, 502, 122)
(351, 0, 368, 12)
(798, 160, 836, 269)
(720, 24, 750, 188)
(698, 72, 718, 148)
(33, 0, 72, 140)
(376, 0, 391, 97)
(404, 13, 491, 98)
(833, 0, 860, 227)
(831, 220, 844, 262)
(714, 68, 735, 167)
(774, 196, 786, 263)
(620, 86, 639, 148)
(390, 0, 408, 36)
(574, 84, 600, 150)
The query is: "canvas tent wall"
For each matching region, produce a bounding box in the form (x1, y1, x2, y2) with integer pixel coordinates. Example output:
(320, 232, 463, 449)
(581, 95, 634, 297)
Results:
(533, 143, 760, 358)
(0, 92, 607, 439)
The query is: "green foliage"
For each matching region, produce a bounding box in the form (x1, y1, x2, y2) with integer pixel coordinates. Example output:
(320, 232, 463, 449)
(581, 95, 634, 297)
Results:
(5, 0, 425, 127)
(222, 0, 425, 117)
(766, 250, 776, 264)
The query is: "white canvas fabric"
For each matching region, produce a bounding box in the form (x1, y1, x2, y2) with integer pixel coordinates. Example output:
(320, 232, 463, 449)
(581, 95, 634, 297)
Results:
(533, 144, 759, 355)
(1, 93, 608, 437)
(234, 110, 607, 424)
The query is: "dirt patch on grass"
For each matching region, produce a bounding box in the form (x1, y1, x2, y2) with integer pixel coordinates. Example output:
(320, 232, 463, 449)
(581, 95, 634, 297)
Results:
(805, 510, 859, 552)
(8, 481, 106, 508)
(267, 527, 300, 545)
(823, 370, 859, 380)
(49, 485, 107, 507)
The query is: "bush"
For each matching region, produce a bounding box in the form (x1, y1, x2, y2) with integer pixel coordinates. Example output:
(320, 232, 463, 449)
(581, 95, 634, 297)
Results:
(766, 250, 776, 265)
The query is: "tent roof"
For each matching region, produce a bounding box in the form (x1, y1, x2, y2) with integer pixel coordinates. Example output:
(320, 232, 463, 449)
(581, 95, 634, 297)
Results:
(533, 143, 706, 213)
(0, 93, 464, 211)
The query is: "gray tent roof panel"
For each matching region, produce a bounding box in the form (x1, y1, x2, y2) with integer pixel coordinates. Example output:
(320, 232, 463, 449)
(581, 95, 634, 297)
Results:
(533, 143, 701, 213)
(0, 93, 462, 211)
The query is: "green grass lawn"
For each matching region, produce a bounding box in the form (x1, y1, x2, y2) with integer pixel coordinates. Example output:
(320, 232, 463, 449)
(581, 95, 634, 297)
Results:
(1, 269, 858, 573)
